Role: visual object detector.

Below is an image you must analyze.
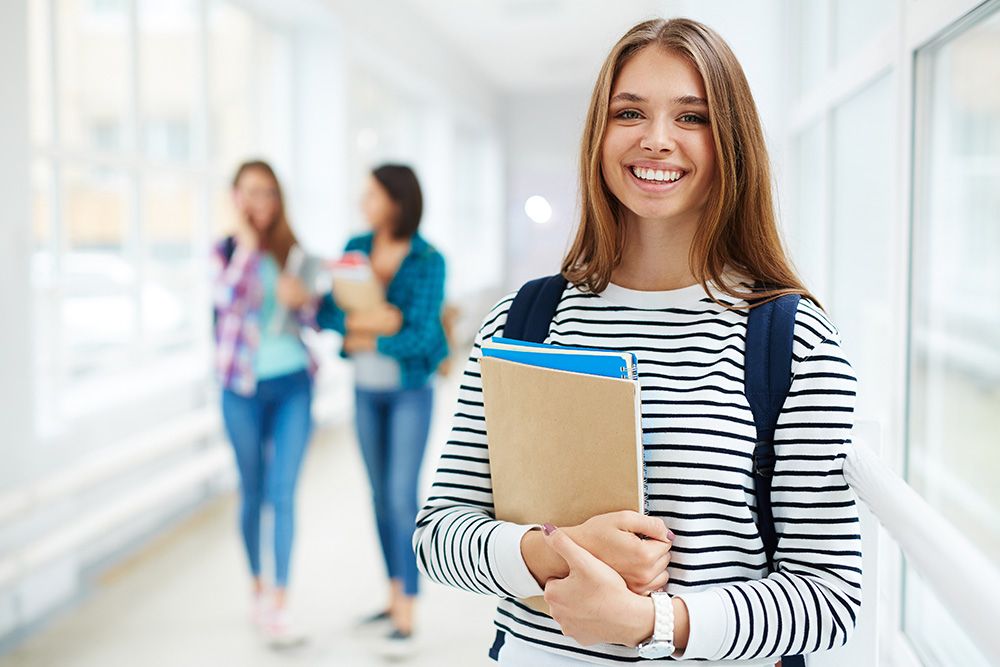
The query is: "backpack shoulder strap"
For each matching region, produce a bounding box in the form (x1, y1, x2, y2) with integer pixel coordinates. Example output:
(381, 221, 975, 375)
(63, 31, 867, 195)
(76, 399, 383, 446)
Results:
(745, 291, 805, 667)
(221, 235, 237, 265)
(502, 274, 568, 343)
(745, 292, 801, 566)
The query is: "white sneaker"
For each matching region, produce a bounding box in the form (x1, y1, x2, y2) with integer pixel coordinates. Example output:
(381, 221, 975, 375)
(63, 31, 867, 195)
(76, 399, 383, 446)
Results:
(377, 628, 415, 660)
(251, 591, 271, 629)
(262, 608, 307, 649)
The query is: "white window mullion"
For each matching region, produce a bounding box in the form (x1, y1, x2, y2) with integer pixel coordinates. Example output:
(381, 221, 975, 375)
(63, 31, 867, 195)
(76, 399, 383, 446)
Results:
(45, 0, 66, 431)
(127, 0, 144, 362)
(194, 0, 213, 372)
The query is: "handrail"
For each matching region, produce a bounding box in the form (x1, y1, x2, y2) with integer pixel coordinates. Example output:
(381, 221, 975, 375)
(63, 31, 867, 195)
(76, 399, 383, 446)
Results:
(0, 379, 350, 527)
(0, 410, 221, 526)
(844, 439, 1000, 663)
(0, 380, 350, 592)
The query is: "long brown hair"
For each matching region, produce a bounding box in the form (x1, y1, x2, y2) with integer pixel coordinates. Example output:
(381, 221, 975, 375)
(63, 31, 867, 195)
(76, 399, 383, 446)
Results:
(232, 160, 297, 267)
(562, 18, 817, 307)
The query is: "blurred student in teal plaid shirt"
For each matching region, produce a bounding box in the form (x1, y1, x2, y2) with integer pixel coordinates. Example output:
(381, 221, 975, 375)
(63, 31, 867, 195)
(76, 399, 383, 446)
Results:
(317, 164, 447, 656)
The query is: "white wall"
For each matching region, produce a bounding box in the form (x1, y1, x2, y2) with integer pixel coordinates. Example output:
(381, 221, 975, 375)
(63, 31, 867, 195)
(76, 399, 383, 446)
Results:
(503, 91, 589, 290)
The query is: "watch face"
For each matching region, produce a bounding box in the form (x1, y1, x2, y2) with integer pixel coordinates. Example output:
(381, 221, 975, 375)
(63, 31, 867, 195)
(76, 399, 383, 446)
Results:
(636, 641, 674, 659)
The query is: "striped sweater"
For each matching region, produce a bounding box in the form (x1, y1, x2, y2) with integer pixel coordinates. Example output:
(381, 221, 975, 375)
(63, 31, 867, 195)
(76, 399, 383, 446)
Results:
(413, 281, 862, 665)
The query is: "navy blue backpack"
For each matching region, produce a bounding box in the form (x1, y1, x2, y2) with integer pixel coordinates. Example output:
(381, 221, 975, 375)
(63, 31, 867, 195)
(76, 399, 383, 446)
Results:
(502, 274, 804, 667)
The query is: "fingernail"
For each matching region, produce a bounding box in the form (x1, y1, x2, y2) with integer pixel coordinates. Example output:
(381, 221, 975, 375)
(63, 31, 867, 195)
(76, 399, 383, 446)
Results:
(542, 523, 556, 536)
(667, 529, 676, 541)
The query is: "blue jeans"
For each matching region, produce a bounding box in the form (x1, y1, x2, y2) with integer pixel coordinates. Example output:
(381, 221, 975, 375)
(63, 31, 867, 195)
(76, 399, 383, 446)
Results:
(222, 369, 312, 588)
(355, 385, 433, 596)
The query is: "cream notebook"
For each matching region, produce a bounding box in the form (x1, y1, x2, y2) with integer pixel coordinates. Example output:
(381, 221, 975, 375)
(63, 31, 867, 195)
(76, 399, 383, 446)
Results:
(479, 355, 644, 613)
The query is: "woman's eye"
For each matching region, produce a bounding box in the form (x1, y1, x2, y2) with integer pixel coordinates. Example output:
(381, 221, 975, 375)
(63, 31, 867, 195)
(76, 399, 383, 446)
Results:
(679, 113, 707, 124)
(615, 109, 643, 121)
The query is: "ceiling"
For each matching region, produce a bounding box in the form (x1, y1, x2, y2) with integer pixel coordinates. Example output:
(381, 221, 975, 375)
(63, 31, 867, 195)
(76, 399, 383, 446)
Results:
(397, 0, 779, 93)
(399, 0, 688, 92)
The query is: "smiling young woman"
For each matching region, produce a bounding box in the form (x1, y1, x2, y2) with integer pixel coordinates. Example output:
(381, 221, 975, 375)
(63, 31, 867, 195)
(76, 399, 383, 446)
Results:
(414, 18, 860, 667)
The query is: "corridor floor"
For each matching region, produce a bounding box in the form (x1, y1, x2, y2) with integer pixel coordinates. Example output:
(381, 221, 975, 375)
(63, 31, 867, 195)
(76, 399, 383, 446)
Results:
(4, 375, 498, 666)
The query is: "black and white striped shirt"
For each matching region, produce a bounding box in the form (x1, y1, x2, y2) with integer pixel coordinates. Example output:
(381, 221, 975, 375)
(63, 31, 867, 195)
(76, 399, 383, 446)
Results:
(414, 281, 861, 665)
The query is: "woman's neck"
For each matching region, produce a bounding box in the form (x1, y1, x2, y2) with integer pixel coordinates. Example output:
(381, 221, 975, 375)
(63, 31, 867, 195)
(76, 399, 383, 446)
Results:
(611, 213, 699, 291)
(373, 228, 410, 246)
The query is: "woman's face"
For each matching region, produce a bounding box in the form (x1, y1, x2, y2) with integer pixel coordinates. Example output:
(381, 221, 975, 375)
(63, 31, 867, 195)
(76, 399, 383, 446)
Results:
(600, 46, 717, 229)
(233, 168, 280, 232)
(361, 175, 398, 232)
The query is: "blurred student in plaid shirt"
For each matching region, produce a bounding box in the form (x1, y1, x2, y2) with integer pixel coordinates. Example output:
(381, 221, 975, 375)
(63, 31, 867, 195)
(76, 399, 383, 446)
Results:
(212, 160, 317, 647)
(317, 164, 448, 657)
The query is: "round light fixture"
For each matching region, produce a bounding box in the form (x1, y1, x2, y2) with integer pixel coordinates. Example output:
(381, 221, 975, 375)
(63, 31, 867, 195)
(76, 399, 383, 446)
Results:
(524, 195, 552, 224)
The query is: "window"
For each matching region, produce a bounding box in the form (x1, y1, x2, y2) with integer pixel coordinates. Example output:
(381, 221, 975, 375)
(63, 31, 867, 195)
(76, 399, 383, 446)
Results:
(905, 7, 1000, 666)
(28, 0, 295, 428)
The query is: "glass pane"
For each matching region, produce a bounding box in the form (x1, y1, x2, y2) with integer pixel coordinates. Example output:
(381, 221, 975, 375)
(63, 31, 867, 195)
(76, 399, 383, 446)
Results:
(61, 165, 135, 378)
(257, 27, 294, 173)
(208, 2, 255, 171)
(57, 0, 130, 153)
(29, 0, 53, 145)
(906, 7, 1000, 666)
(138, 0, 198, 162)
(211, 181, 237, 237)
(141, 174, 198, 346)
(833, 0, 897, 64)
(829, 74, 895, 421)
(64, 165, 129, 257)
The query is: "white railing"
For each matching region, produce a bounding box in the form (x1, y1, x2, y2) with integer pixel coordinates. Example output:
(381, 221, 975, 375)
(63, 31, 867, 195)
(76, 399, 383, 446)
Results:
(822, 423, 1000, 665)
(0, 378, 350, 593)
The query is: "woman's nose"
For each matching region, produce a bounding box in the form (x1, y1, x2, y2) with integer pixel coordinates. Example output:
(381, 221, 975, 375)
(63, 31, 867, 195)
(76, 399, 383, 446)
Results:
(639, 116, 677, 153)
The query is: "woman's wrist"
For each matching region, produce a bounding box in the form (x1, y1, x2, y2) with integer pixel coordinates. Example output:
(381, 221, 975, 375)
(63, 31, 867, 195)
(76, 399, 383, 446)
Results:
(672, 596, 690, 649)
(623, 594, 655, 646)
(521, 527, 569, 586)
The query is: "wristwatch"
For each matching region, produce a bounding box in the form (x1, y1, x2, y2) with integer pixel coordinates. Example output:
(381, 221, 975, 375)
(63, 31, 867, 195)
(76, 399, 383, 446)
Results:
(635, 591, 675, 659)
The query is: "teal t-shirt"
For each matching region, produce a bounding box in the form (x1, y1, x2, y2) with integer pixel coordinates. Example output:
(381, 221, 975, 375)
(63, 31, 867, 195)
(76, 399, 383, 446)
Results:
(254, 254, 310, 380)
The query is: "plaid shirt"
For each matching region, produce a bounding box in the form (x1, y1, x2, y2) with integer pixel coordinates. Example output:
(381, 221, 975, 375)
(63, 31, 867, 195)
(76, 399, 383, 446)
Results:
(211, 238, 318, 396)
(317, 233, 448, 389)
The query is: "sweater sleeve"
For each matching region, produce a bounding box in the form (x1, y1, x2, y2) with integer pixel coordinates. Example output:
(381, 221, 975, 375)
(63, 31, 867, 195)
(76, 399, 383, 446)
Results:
(675, 326, 862, 661)
(211, 241, 258, 321)
(413, 295, 545, 598)
(376, 251, 446, 361)
(316, 293, 346, 335)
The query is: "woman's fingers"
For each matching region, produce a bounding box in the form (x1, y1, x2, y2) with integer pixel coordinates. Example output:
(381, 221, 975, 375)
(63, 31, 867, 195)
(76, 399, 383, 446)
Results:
(642, 570, 670, 595)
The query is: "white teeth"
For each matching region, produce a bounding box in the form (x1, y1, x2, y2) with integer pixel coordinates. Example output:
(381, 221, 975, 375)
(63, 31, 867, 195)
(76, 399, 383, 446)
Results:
(631, 166, 683, 183)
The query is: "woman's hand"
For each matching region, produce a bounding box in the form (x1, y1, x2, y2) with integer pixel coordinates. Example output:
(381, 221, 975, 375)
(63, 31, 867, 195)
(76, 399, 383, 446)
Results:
(521, 511, 673, 595)
(542, 524, 655, 647)
(277, 275, 310, 310)
(344, 333, 377, 354)
(233, 210, 259, 252)
(566, 511, 673, 595)
(346, 304, 403, 336)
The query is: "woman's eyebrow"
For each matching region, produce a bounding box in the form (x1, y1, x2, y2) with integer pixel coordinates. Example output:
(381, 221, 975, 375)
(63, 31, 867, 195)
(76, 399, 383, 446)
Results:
(610, 92, 646, 104)
(609, 92, 708, 107)
(674, 95, 708, 106)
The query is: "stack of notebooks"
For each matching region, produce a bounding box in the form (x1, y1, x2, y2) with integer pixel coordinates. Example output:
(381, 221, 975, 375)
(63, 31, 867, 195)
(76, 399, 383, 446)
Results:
(479, 337, 645, 613)
(329, 250, 385, 311)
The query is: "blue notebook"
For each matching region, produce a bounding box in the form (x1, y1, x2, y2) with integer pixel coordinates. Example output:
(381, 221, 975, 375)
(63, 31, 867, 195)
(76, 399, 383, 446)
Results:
(481, 337, 638, 381)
